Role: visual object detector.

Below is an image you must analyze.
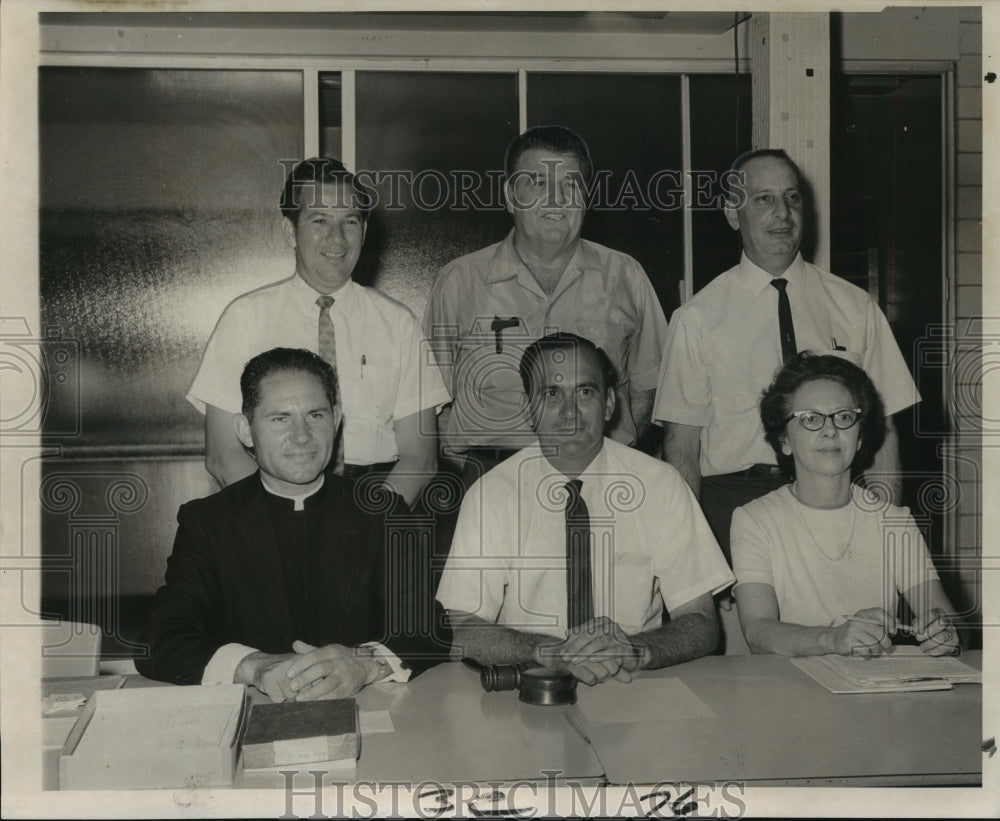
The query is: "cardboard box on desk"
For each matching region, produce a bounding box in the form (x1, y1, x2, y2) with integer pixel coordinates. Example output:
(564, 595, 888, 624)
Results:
(59, 684, 248, 790)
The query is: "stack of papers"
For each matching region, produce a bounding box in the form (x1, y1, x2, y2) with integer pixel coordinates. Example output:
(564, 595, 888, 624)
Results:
(792, 647, 982, 694)
(42, 675, 125, 716)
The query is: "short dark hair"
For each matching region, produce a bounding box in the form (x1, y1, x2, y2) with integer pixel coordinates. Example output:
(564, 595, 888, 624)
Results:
(519, 332, 617, 399)
(241, 347, 337, 421)
(279, 157, 373, 224)
(504, 125, 594, 184)
(724, 148, 802, 207)
(759, 351, 886, 481)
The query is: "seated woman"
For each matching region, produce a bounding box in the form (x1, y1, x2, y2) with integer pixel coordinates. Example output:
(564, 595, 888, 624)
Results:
(731, 352, 959, 657)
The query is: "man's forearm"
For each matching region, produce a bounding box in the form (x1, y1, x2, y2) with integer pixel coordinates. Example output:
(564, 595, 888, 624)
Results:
(741, 618, 839, 657)
(626, 387, 656, 442)
(386, 408, 438, 507)
(631, 612, 719, 669)
(451, 619, 550, 666)
(864, 416, 901, 504)
(205, 405, 257, 488)
(386, 453, 436, 508)
(663, 421, 703, 498)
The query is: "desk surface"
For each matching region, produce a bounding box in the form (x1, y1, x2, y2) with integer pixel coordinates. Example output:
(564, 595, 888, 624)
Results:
(584, 652, 982, 786)
(46, 653, 982, 789)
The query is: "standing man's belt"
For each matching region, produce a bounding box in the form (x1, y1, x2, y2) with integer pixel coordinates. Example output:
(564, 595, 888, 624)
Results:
(462, 446, 521, 464)
(341, 460, 398, 480)
(712, 464, 786, 481)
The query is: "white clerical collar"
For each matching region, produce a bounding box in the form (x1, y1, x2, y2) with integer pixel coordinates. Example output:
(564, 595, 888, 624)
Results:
(259, 473, 325, 511)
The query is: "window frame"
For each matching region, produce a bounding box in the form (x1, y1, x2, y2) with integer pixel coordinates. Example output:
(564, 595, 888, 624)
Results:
(41, 51, 753, 303)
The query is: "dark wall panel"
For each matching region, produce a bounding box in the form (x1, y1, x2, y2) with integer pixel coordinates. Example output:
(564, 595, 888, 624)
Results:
(39, 68, 304, 448)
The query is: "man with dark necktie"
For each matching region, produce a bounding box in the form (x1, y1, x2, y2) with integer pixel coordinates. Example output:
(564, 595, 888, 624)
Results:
(436, 333, 732, 684)
(653, 149, 918, 564)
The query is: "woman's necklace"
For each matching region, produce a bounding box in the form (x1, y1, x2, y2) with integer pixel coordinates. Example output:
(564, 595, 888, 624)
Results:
(790, 482, 857, 562)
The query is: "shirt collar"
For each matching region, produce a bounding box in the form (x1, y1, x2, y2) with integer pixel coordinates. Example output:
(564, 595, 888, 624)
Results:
(291, 272, 358, 310)
(259, 472, 325, 512)
(484, 229, 596, 294)
(577, 440, 610, 485)
(738, 251, 805, 295)
(533, 438, 609, 486)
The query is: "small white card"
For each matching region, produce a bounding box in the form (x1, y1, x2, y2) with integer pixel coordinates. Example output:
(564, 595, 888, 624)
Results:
(359, 710, 394, 734)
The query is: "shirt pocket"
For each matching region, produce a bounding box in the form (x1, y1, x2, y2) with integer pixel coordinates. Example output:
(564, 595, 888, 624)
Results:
(452, 335, 527, 426)
(814, 347, 862, 367)
(346, 363, 397, 425)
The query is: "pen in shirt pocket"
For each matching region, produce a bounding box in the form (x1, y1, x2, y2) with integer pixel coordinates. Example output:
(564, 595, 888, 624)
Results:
(361, 354, 366, 379)
(831, 337, 847, 351)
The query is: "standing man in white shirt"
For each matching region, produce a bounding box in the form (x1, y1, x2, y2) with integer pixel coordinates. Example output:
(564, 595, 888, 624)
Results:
(654, 149, 918, 564)
(188, 158, 450, 506)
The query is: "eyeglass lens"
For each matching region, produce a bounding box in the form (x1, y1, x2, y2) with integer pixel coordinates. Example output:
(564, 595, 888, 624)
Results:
(794, 410, 859, 430)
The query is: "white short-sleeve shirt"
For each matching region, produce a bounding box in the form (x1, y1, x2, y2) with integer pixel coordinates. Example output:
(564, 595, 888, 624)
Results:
(187, 275, 451, 465)
(437, 438, 734, 638)
(731, 485, 940, 628)
(653, 253, 920, 476)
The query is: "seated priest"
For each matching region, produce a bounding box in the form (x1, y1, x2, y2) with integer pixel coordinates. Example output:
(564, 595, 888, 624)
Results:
(137, 347, 448, 702)
(436, 333, 734, 685)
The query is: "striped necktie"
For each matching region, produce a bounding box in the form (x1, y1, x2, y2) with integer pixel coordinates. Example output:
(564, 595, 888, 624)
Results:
(316, 295, 345, 475)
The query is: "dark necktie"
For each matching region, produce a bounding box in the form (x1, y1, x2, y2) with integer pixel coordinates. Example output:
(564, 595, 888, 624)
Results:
(316, 295, 345, 475)
(565, 479, 593, 628)
(770, 278, 797, 363)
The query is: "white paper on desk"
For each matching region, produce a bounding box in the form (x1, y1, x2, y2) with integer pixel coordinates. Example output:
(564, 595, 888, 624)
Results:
(577, 678, 715, 724)
(243, 756, 356, 774)
(359, 710, 394, 734)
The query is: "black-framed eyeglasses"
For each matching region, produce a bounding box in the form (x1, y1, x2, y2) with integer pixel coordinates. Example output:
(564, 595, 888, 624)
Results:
(784, 408, 862, 431)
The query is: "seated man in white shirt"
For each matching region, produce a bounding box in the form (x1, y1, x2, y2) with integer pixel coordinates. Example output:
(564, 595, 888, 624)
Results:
(436, 333, 734, 685)
(138, 347, 447, 701)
